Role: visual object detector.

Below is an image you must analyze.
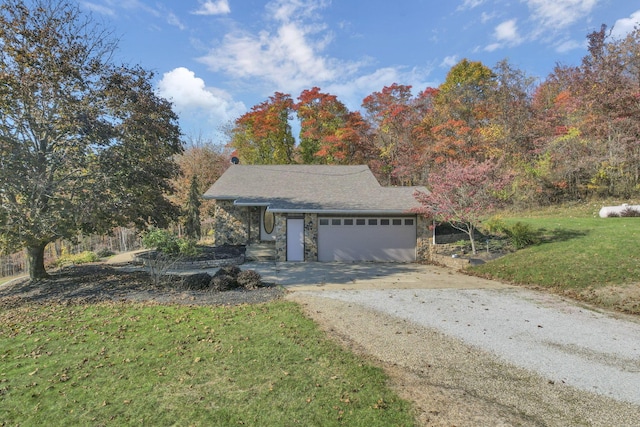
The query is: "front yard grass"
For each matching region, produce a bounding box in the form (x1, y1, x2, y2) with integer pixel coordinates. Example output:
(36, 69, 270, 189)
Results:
(472, 210, 640, 314)
(0, 301, 415, 426)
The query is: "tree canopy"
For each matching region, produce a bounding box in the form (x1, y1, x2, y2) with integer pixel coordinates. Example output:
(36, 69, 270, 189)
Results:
(0, 0, 183, 278)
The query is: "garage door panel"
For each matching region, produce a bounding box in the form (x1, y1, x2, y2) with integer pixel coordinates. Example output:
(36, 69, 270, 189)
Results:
(318, 217, 416, 262)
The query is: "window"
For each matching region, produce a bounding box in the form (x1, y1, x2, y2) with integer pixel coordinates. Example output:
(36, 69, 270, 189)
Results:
(392, 219, 402, 226)
(380, 219, 390, 225)
(344, 219, 354, 225)
(356, 219, 366, 225)
(263, 209, 275, 234)
(368, 219, 377, 225)
(404, 218, 414, 226)
(331, 219, 341, 225)
(319, 219, 329, 226)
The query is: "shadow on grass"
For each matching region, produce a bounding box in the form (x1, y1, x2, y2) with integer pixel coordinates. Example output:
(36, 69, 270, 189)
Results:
(537, 227, 589, 244)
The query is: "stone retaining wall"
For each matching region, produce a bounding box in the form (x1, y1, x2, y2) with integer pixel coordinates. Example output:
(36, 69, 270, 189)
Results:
(135, 253, 245, 270)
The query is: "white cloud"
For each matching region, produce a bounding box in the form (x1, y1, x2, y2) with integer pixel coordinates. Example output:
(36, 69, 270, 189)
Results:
(167, 12, 185, 30)
(192, 0, 231, 16)
(555, 38, 585, 53)
(440, 55, 459, 68)
(326, 66, 435, 111)
(80, 2, 115, 16)
(484, 19, 522, 51)
(457, 0, 486, 11)
(157, 67, 245, 124)
(526, 0, 598, 31)
(611, 10, 640, 39)
(481, 11, 497, 24)
(198, 0, 362, 94)
(494, 19, 522, 44)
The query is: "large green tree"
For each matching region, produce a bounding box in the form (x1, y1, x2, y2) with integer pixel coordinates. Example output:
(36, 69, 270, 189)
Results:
(230, 92, 295, 164)
(0, 0, 183, 279)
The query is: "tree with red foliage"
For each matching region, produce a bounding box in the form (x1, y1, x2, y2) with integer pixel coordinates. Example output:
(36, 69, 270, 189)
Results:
(296, 87, 351, 164)
(362, 84, 432, 185)
(413, 160, 512, 254)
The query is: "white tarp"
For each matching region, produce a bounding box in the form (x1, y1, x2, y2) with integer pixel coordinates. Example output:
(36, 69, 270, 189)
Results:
(598, 204, 640, 218)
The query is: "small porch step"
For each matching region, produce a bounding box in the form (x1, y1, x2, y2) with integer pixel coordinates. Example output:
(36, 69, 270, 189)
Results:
(245, 242, 276, 261)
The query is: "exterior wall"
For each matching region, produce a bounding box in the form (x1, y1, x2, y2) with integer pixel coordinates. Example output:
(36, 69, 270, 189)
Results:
(213, 200, 249, 245)
(213, 201, 261, 245)
(215, 200, 431, 264)
(304, 213, 318, 261)
(416, 215, 433, 262)
(248, 207, 260, 244)
(274, 214, 287, 262)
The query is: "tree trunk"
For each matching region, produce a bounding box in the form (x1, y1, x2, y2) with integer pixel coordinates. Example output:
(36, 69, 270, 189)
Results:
(27, 242, 49, 280)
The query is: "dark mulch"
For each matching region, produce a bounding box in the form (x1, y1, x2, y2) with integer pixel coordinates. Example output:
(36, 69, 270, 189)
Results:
(0, 264, 284, 309)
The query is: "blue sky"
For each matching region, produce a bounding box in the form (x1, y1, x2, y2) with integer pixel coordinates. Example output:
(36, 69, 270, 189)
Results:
(77, 0, 640, 142)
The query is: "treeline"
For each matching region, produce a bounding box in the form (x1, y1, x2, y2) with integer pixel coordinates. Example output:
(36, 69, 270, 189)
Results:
(228, 26, 640, 205)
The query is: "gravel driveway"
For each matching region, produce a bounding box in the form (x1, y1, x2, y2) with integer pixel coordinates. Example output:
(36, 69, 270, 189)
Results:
(284, 264, 640, 426)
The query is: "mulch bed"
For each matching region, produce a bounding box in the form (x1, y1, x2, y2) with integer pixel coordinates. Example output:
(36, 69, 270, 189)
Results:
(0, 264, 284, 309)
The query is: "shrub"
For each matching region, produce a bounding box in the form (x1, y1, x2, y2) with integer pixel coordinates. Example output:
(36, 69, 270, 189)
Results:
(214, 265, 242, 279)
(142, 228, 180, 254)
(55, 251, 100, 267)
(97, 248, 115, 258)
(179, 273, 212, 290)
(210, 274, 238, 292)
(504, 222, 540, 249)
(482, 216, 508, 235)
(177, 239, 200, 256)
(620, 207, 640, 217)
(237, 270, 263, 290)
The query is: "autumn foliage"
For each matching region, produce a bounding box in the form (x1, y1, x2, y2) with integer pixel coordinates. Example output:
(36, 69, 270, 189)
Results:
(227, 25, 640, 208)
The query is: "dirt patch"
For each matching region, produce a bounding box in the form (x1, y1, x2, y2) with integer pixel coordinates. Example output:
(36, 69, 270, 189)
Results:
(0, 264, 284, 309)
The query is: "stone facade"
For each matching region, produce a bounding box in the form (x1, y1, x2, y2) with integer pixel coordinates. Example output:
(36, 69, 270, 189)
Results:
(214, 199, 434, 263)
(212, 200, 261, 246)
(416, 215, 433, 262)
(304, 213, 318, 261)
(274, 213, 287, 262)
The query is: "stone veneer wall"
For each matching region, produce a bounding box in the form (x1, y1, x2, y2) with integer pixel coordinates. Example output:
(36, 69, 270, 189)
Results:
(213, 200, 248, 245)
(213, 200, 261, 245)
(416, 215, 433, 262)
(274, 214, 287, 262)
(304, 213, 318, 261)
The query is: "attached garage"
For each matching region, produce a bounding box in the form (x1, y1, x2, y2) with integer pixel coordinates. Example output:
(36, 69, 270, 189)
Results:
(318, 217, 417, 262)
(204, 165, 432, 263)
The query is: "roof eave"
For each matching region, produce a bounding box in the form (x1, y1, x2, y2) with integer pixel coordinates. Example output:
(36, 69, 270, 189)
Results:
(267, 208, 416, 215)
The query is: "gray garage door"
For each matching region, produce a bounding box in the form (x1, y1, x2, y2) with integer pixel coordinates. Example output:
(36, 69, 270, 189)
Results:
(318, 217, 416, 262)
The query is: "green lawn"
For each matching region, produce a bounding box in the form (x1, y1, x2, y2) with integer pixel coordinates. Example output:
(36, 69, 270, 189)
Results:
(0, 301, 415, 426)
(472, 209, 640, 313)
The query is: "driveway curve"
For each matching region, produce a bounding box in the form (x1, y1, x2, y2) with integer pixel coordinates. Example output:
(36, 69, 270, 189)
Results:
(276, 262, 640, 426)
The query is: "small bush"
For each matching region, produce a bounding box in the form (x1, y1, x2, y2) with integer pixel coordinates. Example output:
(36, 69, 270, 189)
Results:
(177, 239, 200, 256)
(504, 222, 540, 249)
(237, 270, 263, 290)
(210, 274, 238, 292)
(214, 265, 242, 279)
(55, 251, 100, 267)
(620, 207, 640, 217)
(180, 273, 212, 290)
(482, 216, 508, 234)
(97, 248, 115, 258)
(142, 229, 180, 254)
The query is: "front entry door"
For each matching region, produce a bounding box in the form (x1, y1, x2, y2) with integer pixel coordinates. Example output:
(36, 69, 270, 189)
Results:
(286, 218, 304, 261)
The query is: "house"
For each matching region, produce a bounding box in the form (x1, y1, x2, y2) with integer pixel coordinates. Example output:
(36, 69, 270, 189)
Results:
(203, 165, 432, 262)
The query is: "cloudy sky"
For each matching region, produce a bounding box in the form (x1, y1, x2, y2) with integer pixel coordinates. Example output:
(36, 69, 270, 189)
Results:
(78, 0, 640, 142)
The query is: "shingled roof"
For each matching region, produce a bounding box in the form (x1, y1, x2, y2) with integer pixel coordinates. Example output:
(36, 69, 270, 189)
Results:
(203, 165, 427, 214)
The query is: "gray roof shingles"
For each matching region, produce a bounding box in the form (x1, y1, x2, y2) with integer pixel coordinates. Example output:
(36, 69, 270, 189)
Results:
(203, 165, 427, 214)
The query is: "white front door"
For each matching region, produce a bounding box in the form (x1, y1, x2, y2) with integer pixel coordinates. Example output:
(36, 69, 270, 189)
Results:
(286, 218, 304, 261)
